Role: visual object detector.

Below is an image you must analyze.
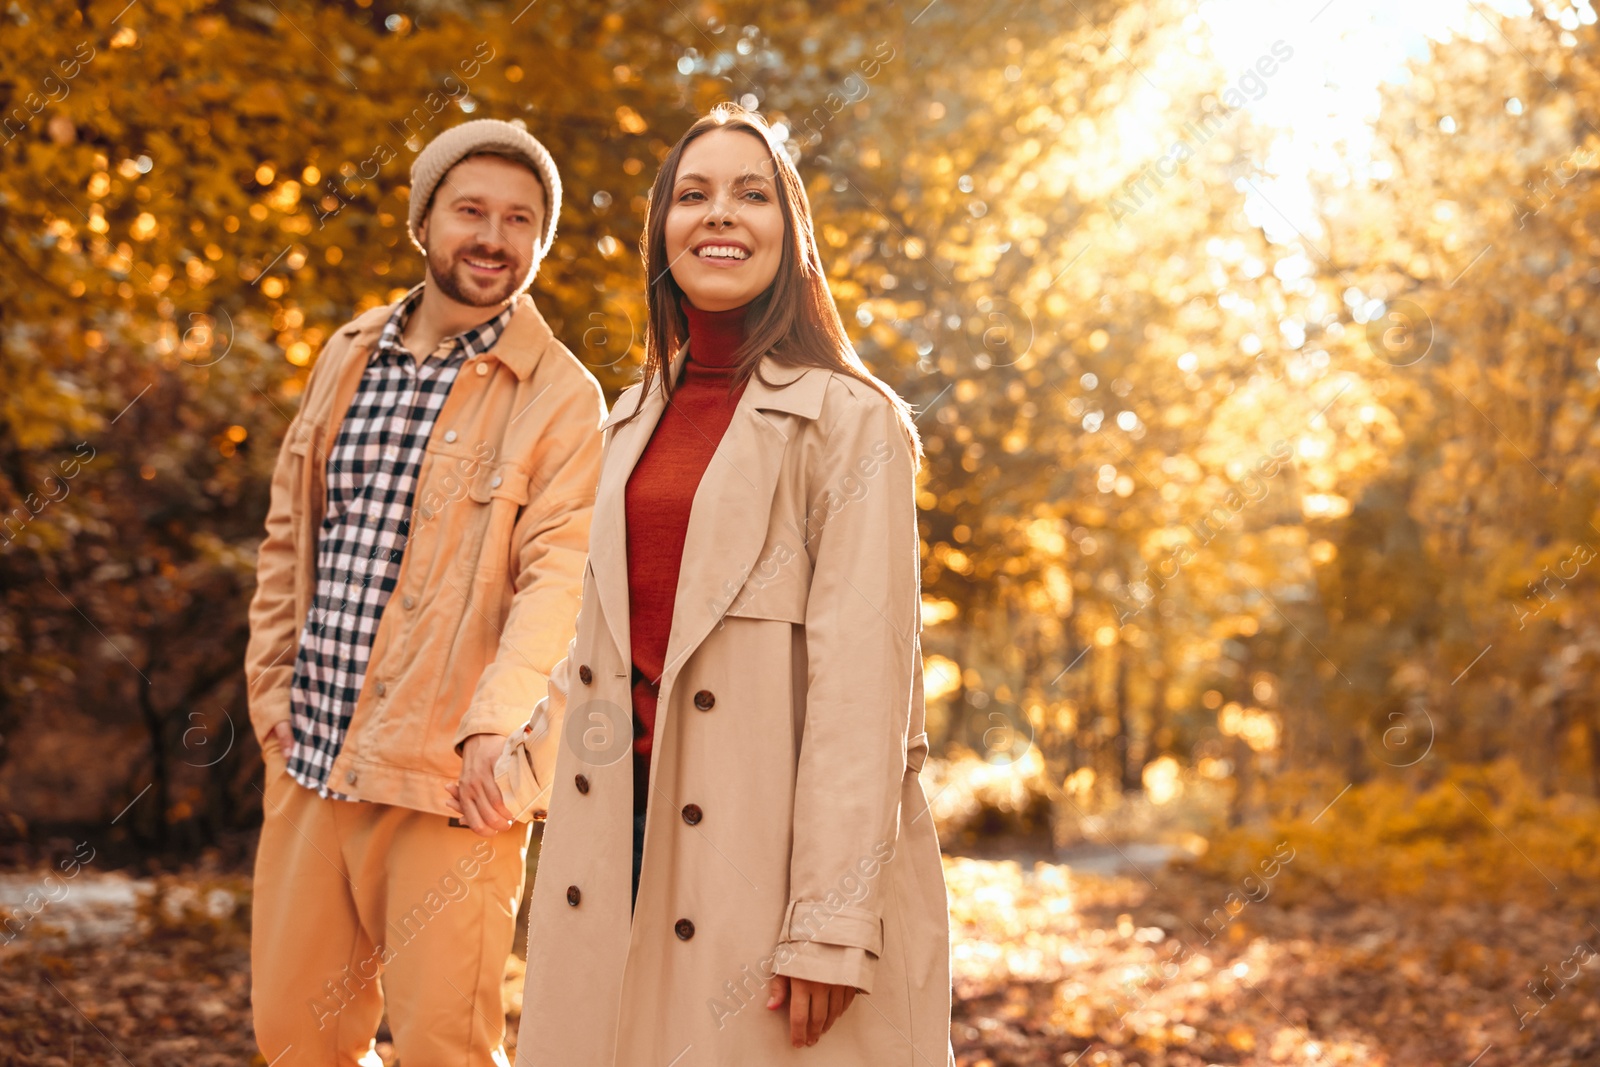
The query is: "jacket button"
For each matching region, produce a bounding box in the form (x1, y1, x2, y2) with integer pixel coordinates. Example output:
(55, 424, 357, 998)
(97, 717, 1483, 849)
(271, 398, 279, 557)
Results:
(374, 681, 387, 697)
(681, 803, 702, 826)
(693, 689, 715, 711)
(476, 362, 490, 377)
(401, 595, 415, 610)
(443, 430, 458, 443)
(532, 809, 547, 821)
(490, 474, 503, 488)
(566, 885, 581, 907)
(674, 918, 695, 940)
(345, 771, 357, 785)
(575, 773, 590, 794)
(578, 665, 593, 685)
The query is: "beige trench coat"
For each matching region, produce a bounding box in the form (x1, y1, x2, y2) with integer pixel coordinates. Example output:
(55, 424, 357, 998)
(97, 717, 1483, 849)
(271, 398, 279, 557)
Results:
(495, 349, 954, 1066)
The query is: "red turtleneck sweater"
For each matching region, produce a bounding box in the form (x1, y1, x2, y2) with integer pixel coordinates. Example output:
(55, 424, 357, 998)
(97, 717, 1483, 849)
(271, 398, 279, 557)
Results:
(624, 299, 751, 813)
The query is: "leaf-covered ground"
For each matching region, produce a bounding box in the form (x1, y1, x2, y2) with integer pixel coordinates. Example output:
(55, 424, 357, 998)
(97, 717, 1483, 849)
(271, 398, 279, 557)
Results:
(2, 853, 1594, 1066)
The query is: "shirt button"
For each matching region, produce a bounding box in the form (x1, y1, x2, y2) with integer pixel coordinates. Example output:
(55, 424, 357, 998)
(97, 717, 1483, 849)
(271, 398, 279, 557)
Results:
(374, 681, 387, 697)
(674, 918, 695, 940)
(566, 885, 581, 907)
(578, 665, 593, 685)
(681, 803, 702, 826)
(476, 362, 490, 377)
(693, 689, 715, 711)
(574, 773, 590, 795)
(532, 808, 547, 821)
(402, 595, 415, 610)
(385, 448, 398, 462)
(443, 430, 458, 444)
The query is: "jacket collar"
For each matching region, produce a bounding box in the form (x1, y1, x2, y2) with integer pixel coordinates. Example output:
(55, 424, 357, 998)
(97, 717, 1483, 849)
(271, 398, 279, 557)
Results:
(338, 289, 555, 381)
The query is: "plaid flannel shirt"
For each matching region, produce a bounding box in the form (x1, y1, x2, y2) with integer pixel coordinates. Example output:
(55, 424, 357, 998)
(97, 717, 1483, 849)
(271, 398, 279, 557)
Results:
(285, 284, 515, 799)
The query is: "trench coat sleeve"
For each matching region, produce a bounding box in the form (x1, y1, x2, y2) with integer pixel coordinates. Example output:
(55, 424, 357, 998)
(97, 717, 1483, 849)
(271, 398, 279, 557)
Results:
(243, 341, 340, 748)
(453, 378, 603, 748)
(492, 635, 575, 822)
(774, 388, 920, 995)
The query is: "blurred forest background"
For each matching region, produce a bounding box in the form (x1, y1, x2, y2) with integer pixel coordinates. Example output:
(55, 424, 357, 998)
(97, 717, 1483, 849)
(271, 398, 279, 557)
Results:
(6, 0, 1600, 1064)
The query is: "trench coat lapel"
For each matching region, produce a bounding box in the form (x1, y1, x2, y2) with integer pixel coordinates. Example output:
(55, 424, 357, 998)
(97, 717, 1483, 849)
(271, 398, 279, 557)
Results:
(585, 349, 831, 680)
(659, 358, 830, 691)
(587, 350, 678, 670)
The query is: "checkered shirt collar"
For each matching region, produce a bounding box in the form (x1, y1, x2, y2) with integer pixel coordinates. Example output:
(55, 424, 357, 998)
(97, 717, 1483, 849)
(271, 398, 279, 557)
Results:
(373, 282, 516, 364)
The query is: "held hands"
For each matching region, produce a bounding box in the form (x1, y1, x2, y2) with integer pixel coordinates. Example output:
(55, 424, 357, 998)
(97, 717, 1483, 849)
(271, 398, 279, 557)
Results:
(766, 974, 857, 1048)
(443, 732, 516, 836)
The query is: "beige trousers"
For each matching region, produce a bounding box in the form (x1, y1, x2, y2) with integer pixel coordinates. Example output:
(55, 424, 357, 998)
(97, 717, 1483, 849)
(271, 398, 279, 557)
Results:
(251, 747, 530, 1067)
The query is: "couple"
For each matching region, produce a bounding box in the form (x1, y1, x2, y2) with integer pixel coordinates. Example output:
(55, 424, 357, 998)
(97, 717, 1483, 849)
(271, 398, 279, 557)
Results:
(245, 108, 953, 1067)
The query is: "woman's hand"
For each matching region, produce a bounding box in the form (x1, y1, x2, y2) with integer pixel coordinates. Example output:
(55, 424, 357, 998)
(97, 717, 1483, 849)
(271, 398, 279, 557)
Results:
(766, 974, 857, 1047)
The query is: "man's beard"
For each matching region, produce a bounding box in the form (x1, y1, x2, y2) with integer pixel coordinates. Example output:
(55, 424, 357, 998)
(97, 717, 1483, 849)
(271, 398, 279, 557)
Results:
(426, 242, 528, 306)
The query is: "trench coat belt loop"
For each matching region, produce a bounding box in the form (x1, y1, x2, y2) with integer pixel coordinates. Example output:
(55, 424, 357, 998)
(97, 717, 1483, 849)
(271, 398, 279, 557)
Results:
(905, 731, 929, 774)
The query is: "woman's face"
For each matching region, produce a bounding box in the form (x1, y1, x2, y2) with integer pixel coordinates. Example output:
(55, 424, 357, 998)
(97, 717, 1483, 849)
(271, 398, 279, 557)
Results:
(664, 128, 785, 312)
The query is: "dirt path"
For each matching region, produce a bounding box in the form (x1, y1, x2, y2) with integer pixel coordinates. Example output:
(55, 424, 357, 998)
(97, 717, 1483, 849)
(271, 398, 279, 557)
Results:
(2, 857, 1593, 1065)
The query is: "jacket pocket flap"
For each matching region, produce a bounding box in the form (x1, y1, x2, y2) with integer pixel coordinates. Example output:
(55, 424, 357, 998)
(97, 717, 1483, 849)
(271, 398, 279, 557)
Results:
(778, 900, 884, 956)
(467, 464, 531, 506)
(286, 424, 321, 457)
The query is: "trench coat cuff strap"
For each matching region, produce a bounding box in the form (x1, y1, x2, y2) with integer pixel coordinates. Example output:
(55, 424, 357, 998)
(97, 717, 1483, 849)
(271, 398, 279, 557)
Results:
(771, 942, 877, 995)
(778, 900, 885, 955)
(493, 730, 550, 823)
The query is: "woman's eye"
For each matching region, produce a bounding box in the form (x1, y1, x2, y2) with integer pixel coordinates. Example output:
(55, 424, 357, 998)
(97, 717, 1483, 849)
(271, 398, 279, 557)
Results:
(743, 190, 769, 202)
(678, 190, 704, 202)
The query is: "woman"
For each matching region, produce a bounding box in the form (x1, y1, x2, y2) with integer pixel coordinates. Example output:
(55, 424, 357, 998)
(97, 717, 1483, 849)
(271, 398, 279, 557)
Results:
(448, 104, 953, 1066)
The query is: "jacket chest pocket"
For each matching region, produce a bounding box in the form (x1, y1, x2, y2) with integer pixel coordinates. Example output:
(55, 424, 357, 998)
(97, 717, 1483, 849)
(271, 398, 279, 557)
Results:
(459, 461, 532, 583)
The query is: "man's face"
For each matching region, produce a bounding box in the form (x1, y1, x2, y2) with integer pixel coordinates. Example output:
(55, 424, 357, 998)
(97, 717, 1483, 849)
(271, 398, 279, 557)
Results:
(418, 154, 546, 307)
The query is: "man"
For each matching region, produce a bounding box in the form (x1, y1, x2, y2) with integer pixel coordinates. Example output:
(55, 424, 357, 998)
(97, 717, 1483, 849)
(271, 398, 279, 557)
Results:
(245, 119, 604, 1067)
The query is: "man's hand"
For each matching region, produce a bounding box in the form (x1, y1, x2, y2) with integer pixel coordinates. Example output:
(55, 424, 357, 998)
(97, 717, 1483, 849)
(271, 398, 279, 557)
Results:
(270, 720, 292, 755)
(445, 732, 516, 837)
(766, 974, 857, 1047)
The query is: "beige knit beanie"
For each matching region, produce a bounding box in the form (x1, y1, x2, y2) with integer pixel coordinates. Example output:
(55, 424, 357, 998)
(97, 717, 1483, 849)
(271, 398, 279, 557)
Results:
(407, 119, 562, 280)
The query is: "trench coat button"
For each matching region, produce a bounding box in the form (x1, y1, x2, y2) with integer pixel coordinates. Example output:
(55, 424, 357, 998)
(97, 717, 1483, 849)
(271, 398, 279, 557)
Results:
(681, 803, 702, 826)
(443, 430, 458, 443)
(566, 885, 581, 907)
(374, 681, 387, 697)
(476, 361, 490, 377)
(693, 689, 715, 711)
(578, 664, 593, 685)
(574, 773, 590, 794)
(674, 918, 695, 940)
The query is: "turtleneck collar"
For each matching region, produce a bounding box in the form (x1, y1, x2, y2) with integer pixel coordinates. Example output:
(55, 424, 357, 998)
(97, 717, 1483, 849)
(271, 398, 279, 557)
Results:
(681, 298, 750, 371)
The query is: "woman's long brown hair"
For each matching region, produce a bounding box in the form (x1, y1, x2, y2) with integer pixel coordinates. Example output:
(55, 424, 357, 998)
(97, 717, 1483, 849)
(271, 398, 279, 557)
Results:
(611, 103, 923, 466)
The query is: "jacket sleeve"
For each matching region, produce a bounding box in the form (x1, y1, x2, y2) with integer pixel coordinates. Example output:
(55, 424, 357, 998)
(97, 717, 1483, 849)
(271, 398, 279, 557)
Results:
(773, 388, 922, 995)
(453, 374, 604, 747)
(493, 635, 575, 822)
